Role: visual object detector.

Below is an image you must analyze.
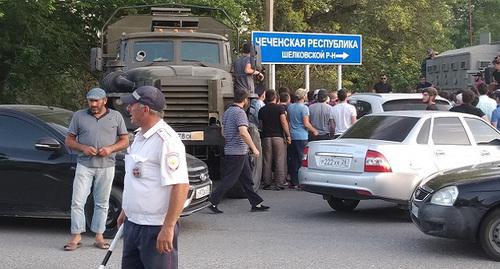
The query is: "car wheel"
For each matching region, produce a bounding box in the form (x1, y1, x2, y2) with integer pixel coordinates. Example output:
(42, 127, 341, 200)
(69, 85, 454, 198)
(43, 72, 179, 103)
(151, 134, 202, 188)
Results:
(226, 124, 262, 198)
(85, 187, 123, 239)
(479, 208, 500, 261)
(326, 196, 360, 212)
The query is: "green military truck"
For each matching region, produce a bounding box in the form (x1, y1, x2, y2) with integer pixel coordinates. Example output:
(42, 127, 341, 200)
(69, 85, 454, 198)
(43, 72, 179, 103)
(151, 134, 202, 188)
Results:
(90, 4, 262, 197)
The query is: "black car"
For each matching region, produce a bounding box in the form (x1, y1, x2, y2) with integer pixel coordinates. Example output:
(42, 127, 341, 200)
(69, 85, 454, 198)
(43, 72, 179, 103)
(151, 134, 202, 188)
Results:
(410, 161, 500, 261)
(0, 105, 211, 237)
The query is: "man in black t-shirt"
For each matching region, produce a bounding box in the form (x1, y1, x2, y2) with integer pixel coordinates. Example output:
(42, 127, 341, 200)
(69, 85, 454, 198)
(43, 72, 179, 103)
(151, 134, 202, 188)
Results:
(373, 74, 393, 93)
(450, 89, 487, 119)
(416, 75, 433, 93)
(258, 90, 291, 190)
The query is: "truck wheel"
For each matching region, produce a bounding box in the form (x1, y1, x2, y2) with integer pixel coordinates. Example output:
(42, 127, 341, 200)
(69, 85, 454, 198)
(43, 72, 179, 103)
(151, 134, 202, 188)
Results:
(479, 208, 500, 261)
(85, 187, 123, 239)
(226, 124, 262, 198)
(326, 196, 359, 212)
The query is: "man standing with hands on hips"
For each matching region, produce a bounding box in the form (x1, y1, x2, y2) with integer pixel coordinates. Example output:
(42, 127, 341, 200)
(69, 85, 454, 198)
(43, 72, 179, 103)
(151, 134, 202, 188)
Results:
(118, 86, 189, 269)
(64, 87, 129, 251)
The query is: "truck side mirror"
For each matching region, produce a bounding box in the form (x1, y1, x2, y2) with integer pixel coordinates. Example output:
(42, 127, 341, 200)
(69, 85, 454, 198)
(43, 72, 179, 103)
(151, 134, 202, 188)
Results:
(90, 47, 103, 72)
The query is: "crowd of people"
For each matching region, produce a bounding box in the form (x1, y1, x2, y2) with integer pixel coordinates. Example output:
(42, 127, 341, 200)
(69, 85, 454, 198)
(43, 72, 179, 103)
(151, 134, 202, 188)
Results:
(246, 85, 357, 191)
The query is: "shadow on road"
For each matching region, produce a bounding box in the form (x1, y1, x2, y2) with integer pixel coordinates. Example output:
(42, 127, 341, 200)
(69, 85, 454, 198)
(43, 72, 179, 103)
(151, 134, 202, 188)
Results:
(0, 216, 68, 232)
(303, 205, 411, 224)
(414, 237, 491, 261)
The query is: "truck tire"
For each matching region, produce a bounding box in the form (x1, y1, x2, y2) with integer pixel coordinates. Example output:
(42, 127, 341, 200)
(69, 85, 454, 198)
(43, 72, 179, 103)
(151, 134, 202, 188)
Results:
(226, 124, 262, 198)
(85, 186, 123, 239)
(479, 208, 500, 261)
(326, 196, 360, 212)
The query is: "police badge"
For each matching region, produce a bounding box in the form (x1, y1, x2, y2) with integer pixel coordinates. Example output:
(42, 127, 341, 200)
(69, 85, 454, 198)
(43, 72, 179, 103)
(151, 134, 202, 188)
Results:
(166, 152, 180, 171)
(132, 162, 143, 178)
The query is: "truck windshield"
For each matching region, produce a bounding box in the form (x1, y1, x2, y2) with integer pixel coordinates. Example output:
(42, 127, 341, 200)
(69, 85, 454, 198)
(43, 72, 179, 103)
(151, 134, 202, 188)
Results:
(134, 41, 173, 62)
(181, 41, 220, 64)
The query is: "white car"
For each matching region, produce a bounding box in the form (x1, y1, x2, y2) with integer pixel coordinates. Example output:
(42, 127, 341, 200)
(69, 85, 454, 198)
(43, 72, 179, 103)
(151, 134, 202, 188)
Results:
(348, 93, 452, 118)
(299, 111, 500, 211)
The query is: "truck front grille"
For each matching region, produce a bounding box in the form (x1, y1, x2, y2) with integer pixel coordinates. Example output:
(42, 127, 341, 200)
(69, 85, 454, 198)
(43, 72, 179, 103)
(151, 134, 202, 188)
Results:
(162, 80, 209, 126)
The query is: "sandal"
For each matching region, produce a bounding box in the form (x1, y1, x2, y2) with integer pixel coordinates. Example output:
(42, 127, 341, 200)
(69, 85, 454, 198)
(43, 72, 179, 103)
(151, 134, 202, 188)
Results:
(93, 241, 110, 250)
(63, 241, 81, 251)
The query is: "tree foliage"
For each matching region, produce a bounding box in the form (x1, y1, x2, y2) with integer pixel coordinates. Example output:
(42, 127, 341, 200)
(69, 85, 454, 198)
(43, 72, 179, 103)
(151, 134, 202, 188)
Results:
(1, 0, 500, 109)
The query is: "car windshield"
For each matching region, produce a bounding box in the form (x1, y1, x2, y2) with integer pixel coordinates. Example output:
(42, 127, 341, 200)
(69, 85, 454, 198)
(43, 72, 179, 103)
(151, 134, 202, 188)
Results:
(382, 99, 450, 111)
(342, 115, 420, 142)
(181, 41, 220, 64)
(133, 41, 174, 62)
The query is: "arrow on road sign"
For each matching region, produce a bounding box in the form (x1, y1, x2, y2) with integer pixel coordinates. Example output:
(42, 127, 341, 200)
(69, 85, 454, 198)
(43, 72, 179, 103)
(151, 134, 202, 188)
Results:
(334, 52, 349, 59)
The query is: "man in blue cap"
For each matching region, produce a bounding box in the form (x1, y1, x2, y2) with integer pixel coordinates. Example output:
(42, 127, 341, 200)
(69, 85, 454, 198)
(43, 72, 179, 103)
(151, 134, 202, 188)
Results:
(117, 86, 189, 269)
(63, 87, 129, 251)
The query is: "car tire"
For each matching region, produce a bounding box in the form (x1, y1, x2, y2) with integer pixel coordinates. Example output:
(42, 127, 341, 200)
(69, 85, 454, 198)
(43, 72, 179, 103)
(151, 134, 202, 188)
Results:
(85, 186, 123, 239)
(226, 124, 262, 199)
(326, 196, 360, 212)
(479, 208, 500, 261)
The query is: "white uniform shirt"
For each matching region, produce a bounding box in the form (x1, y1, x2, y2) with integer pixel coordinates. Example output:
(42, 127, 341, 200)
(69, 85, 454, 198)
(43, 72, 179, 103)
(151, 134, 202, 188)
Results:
(123, 120, 189, 225)
(331, 102, 357, 135)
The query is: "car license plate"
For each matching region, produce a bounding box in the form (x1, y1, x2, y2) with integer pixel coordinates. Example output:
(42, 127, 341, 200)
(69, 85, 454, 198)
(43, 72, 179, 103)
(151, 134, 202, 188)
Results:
(195, 185, 210, 199)
(318, 156, 352, 169)
(178, 131, 204, 141)
(411, 203, 419, 218)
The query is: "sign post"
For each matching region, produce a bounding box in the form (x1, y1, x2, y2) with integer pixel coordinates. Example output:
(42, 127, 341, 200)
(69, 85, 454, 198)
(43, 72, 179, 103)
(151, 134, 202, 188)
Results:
(252, 31, 362, 90)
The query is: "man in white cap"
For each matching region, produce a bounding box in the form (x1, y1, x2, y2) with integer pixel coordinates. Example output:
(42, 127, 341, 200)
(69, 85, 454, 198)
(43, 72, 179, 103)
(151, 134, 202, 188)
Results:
(64, 87, 129, 251)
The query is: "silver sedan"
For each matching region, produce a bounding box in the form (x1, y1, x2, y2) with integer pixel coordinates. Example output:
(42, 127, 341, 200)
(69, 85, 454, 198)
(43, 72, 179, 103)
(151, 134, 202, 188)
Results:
(299, 111, 500, 211)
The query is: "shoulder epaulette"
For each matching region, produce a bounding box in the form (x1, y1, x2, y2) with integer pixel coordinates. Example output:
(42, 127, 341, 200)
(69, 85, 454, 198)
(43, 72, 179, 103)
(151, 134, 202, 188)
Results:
(156, 128, 170, 141)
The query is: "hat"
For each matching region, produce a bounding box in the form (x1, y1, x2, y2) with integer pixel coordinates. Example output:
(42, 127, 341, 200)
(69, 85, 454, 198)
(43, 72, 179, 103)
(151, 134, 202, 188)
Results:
(295, 88, 308, 99)
(120, 86, 166, 112)
(86, 88, 107, 100)
(317, 89, 328, 102)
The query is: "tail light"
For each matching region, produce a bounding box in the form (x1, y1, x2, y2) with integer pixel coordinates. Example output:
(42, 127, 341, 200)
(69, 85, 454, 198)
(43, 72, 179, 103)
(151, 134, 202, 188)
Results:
(364, 150, 392, 172)
(302, 146, 309, 167)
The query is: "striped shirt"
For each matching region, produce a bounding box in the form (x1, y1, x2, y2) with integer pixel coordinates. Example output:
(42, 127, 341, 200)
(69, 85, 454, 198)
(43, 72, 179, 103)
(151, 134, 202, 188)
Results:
(223, 105, 249, 155)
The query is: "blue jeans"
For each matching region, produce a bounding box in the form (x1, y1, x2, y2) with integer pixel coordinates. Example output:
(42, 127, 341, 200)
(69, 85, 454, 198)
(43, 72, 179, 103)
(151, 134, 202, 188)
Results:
(70, 163, 114, 234)
(289, 140, 308, 185)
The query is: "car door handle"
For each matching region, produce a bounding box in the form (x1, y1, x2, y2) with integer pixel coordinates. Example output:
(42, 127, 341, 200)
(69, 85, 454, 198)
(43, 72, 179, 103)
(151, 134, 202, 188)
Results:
(480, 150, 491, 156)
(435, 150, 445, 156)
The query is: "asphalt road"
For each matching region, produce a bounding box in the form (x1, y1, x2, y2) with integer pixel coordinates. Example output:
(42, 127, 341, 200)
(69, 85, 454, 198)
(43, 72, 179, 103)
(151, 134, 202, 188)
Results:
(0, 189, 498, 269)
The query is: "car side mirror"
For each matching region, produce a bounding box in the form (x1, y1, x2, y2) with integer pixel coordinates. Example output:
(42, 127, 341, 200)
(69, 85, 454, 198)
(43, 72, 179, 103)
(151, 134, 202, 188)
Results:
(35, 137, 61, 151)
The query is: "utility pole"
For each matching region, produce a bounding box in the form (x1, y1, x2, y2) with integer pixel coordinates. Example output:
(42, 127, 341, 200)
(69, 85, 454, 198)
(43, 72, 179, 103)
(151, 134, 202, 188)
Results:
(468, 0, 473, 46)
(265, 0, 275, 90)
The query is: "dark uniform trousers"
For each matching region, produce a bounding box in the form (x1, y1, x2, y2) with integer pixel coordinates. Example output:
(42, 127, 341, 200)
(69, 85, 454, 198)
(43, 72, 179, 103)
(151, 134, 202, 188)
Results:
(209, 154, 264, 206)
(122, 219, 179, 269)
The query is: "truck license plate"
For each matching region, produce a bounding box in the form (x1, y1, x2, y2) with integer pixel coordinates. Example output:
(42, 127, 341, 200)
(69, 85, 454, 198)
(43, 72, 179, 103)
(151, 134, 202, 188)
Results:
(195, 185, 210, 199)
(318, 156, 352, 169)
(178, 131, 204, 141)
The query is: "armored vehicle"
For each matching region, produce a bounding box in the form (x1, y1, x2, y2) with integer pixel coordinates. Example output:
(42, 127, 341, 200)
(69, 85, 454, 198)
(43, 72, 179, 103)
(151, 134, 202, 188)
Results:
(425, 33, 500, 91)
(90, 4, 262, 197)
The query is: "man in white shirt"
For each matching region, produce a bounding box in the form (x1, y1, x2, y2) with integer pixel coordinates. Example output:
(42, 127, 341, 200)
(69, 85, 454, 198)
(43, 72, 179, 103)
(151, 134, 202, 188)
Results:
(476, 83, 497, 121)
(118, 86, 190, 269)
(331, 89, 357, 138)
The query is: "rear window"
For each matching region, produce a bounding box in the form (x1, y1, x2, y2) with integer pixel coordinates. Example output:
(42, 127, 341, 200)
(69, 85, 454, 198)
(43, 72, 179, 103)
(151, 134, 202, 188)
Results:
(342, 115, 420, 142)
(382, 99, 450, 111)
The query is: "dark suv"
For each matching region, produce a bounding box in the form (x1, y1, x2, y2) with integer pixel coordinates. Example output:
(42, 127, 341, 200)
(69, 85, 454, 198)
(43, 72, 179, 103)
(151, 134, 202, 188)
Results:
(0, 105, 211, 237)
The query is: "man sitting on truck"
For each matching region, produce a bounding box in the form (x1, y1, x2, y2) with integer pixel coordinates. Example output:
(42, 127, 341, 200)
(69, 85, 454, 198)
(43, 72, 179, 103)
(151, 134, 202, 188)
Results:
(232, 42, 264, 95)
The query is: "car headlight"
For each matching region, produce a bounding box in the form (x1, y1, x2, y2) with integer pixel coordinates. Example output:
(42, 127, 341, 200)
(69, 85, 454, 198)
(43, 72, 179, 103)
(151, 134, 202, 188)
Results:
(430, 186, 459, 206)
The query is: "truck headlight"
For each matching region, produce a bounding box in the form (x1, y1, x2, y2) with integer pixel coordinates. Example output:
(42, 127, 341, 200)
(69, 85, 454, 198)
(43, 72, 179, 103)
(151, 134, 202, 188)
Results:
(430, 186, 458, 206)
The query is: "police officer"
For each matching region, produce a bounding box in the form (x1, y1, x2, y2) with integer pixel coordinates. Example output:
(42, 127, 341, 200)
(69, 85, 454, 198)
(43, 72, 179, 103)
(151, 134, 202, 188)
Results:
(117, 86, 190, 269)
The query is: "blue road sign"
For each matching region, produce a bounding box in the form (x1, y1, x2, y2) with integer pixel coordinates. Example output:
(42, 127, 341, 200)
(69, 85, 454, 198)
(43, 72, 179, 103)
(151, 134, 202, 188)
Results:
(252, 31, 362, 65)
